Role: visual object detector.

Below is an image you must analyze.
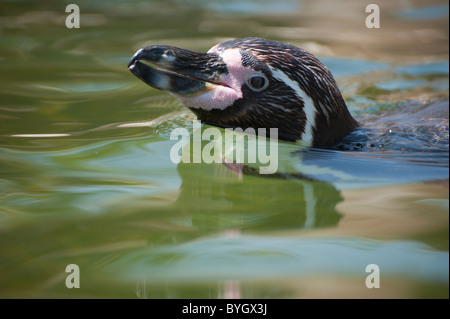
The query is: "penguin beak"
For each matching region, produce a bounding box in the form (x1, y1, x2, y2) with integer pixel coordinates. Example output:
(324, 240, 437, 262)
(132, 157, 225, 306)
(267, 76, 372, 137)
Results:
(128, 45, 228, 96)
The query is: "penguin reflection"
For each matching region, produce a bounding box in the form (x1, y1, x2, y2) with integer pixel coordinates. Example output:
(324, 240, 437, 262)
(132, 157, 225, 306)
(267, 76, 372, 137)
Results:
(173, 146, 343, 232)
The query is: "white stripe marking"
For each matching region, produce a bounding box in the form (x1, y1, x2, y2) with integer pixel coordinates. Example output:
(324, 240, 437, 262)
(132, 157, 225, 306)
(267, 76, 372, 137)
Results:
(269, 66, 317, 146)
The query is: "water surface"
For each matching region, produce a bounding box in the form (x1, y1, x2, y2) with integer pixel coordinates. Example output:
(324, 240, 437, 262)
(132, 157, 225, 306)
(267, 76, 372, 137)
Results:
(0, 0, 448, 299)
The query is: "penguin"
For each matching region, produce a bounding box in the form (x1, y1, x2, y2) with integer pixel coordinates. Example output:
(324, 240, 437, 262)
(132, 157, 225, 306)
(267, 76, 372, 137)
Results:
(128, 37, 358, 147)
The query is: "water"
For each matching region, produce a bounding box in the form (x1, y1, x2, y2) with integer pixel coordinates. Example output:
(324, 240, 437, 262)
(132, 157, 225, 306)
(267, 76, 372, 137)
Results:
(0, 0, 448, 299)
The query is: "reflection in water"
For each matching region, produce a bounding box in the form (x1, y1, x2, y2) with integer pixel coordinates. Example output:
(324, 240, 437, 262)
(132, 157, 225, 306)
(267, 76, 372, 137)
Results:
(173, 155, 343, 299)
(121, 234, 448, 298)
(117, 136, 447, 298)
(136, 278, 148, 299)
(221, 280, 241, 299)
(175, 161, 343, 231)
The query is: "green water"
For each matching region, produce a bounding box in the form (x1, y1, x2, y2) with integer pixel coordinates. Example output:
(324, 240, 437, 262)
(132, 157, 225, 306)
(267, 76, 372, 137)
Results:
(0, 0, 449, 299)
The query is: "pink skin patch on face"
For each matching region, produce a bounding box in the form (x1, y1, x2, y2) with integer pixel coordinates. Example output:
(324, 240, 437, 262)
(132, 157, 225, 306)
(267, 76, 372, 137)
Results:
(174, 48, 262, 111)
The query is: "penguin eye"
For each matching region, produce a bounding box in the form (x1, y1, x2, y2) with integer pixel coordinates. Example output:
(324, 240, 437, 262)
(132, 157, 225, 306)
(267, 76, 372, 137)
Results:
(247, 74, 269, 91)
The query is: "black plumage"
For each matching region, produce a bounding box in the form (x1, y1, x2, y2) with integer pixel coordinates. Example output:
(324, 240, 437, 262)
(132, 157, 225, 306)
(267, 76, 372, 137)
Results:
(129, 37, 358, 146)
